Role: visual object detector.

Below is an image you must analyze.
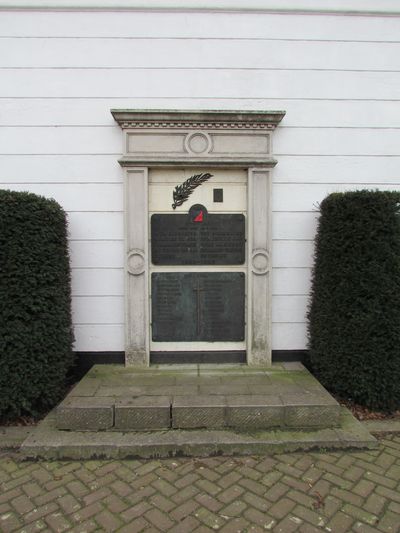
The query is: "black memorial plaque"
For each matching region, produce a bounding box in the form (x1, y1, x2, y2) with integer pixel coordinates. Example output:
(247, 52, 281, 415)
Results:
(151, 272, 245, 342)
(151, 213, 245, 265)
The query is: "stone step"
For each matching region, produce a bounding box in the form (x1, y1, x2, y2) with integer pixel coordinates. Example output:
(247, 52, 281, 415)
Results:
(56, 392, 341, 431)
(22, 408, 378, 461)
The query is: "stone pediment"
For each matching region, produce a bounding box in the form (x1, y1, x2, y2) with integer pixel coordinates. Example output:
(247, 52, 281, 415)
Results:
(111, 109, 285, 168)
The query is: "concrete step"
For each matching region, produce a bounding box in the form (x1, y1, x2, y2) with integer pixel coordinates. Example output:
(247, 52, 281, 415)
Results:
(55, 364, 343, 431)
(21, 408, 378, 461)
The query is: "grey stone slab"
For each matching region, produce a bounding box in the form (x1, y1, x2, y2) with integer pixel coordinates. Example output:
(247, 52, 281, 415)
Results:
(20, 407, 377, 461)
(56, 397, 114, 431)
(114, 396, 171, 430)
(281, 362, 306, 371)
(94, 385, 146, 397)
(282, 393, 341, 428)
(226, 395, 284, 429)
(199, 385, 251, 395)
(249, 384, 302, 395)
(0, 426, 32, 449)
(172, 395, 226, 429)
(219, 375, 272, 386)
(363, 419, 400, 434)
(144, 385, 199, 396)
(126, 375, 177, 386)
(68, 380, 101, 397)
(281, 392, 339, 406)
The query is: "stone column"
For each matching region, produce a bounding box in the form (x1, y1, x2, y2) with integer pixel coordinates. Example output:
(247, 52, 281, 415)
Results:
(125, 167, 149, 366)
(247, 168, 272, 366)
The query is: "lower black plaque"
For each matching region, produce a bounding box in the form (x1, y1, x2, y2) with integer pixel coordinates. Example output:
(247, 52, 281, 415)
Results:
(152, 272, 245, 342)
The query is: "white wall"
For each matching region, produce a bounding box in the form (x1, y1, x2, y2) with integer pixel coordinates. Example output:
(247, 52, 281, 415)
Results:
(1, 5, 400, 351)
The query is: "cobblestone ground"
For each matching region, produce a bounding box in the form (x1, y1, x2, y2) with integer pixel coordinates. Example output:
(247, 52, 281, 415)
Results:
(1, 436, 400, 533)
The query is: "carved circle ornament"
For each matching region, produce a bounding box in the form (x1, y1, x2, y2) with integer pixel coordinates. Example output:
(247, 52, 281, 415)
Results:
(252, 249, 270, 275)
(127, 249, 145, 276)
(185, 132, 211, 154)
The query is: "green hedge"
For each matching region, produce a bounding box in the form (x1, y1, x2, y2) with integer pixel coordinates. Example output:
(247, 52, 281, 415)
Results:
(0, 189, 74, 420)
(308, 190, 400, 411)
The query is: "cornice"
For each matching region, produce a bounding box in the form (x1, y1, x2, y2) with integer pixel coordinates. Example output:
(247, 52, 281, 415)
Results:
(111, 109, 286, 131)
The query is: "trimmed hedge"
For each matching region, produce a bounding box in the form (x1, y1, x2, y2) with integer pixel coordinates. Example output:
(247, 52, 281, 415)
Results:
(308, 190, 400, 411)
(0, 189, 74, 420)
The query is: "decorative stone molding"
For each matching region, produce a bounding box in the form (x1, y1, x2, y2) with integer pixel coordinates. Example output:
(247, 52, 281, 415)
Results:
(111, 110, 285, 129)
(113, 110, 284, 367)
(127, 249, 146, 276)
(112, 110, 285, 168)
(251, 249, 270, 276)
(117, 122, 278, 130)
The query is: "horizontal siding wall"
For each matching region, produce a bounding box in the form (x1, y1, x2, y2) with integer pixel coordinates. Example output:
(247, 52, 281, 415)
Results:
(1, 8, 400, 351)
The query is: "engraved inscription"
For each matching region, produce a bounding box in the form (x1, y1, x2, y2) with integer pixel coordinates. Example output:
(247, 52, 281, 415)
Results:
(151, 214, 245, 265)
(152, 272, 245, 342)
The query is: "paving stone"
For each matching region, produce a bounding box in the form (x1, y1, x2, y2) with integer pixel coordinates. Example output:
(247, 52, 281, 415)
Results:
(342, 503, 379, 526)
(220, 500, 247, 517)
(144, 508, 175, 530)
(353, 479, 375, 498)
(172, 395, 226, 428)
(115, 396, 171, 430)
(169, 515, 200, 532)
(95, 509, 122, 531)
(268, 497, 297, 520)
(274, 515, 302, 532)
(217, 485, 245, 504)
(56, 397, 114, 430)
(5, 427, 400, 533)
(44, 512, 72, 532)
(326, 510, 355, 532)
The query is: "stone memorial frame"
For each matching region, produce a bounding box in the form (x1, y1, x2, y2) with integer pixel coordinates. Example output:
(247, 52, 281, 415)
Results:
(112, 110, 285, 367)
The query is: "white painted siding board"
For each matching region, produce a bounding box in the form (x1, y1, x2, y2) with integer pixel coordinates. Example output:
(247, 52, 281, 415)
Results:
(273, 183, 400, 212)
(272, 268, 312, 296)
(273, 212, 319, 240)
(2, 155, 399, 185)
(68, 212, 123, 240)
(0, 155, 123, 182)
(3, 99, 400, 128)
(273, 241, 314, 268)
(70, 241, 124, 268)
(1, 70, 399, 99)
(274, 128, 400, 156)
(72, 296, 124, 324)
(5, 38, 400, 70)
(1, 125, 398, 157)
(71, 268, 124, 296)
(272, 295, 308, 323)
(273, 156, 400, 183)
(73, 324, 124, 351)
(2, 7, 400, 353)
(0, 126, 120, 154)
(1, 11, 400, 41)
(272, 323, 307, 350)
(0, 183, 123, 211)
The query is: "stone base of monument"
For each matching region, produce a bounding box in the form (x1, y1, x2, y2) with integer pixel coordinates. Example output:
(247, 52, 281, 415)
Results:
(19, 364, 377, 459)
(54, 363, 341, 432)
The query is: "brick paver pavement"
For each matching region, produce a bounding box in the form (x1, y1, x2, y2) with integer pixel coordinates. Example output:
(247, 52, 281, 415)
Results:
(0, 435, 399, 532)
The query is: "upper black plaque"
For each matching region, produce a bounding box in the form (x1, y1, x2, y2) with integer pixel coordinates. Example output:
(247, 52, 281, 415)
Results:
(151, 213, 245, 265)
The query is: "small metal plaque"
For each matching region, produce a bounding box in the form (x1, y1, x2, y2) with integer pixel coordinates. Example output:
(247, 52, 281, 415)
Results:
(151, 213, 245, 265)
(152, 272, 245, 342)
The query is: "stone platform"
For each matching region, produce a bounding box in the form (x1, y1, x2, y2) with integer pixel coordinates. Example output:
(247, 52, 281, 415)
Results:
(21, 363, 377, 459)
(56, 363, 341, 432)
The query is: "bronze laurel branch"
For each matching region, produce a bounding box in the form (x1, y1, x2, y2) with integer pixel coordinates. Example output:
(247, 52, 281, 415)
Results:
(172, 173, 213, 209)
